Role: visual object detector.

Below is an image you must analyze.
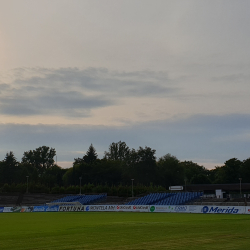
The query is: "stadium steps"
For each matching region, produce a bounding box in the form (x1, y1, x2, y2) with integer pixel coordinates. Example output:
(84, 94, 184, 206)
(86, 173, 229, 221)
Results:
(19, 194, 66, 206)
(0, 193, 19, 206)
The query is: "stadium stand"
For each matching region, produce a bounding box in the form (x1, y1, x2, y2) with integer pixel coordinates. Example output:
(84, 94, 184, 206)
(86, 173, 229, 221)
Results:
(0, 193, 67, 207)
(126, 192, 203, 205)
(50, 194, 107, 205)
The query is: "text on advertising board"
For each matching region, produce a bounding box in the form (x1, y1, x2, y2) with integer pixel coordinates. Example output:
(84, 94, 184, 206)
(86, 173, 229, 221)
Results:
(202, 206, 239, 214)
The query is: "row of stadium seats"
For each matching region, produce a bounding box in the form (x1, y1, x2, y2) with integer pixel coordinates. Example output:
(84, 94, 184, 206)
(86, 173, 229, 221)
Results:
(126, 193, 174, 205)
(126, 192, 203, 205)
(50, 194, 106, 205)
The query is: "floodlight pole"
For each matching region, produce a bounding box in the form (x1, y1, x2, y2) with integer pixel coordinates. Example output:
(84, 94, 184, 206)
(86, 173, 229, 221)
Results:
(79, 177, 82, 195)
(131, 179, 134, 197)
(26, 176, 29, 194)
(239, 178, 242, 198)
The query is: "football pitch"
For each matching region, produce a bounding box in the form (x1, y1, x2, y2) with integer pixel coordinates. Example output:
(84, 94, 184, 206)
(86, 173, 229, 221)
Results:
(1, 212, 250, 250)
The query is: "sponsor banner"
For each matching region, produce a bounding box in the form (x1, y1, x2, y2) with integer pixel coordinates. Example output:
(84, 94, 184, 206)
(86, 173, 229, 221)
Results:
(201, 206, 245, 214)
(8, 207, 22, 213)
(85, 205, 117, 212)
(173, 205, 189, 213)
(46, 205, 59, 212)
(149, 205, 203, 213)
(33, 205, 59, 212)
(130, 205, 149, 212)
(0, 207, 4, 213)
(188, 206, 203, 213)
(20, 206, 34, 212)
(2, 206, 33, 213)
(245, 207, 250, 214)
(116, 205, 133, 212)
(150, 205, 173, 213)
(3, 207, 13, 213)
(33, 206, 48, 212)
(59, 205, 84, 212)
(116, 205, 149, 212)
(171, 205, 203, 213)
(85, 205, 149, 212)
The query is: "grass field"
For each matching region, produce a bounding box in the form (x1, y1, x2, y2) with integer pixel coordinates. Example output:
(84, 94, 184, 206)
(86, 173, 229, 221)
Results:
(1, 212, 250, 250)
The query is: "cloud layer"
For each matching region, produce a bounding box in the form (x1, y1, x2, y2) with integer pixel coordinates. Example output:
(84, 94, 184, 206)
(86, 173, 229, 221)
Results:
(1, 113, 250, 169)
(0, 68, 176, 119)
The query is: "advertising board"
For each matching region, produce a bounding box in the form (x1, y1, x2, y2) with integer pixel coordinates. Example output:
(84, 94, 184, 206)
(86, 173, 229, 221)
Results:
(33, 205, 59, 212)
(201, 205, 245, 214)
(59, 205, 84, 212)
(129, 205, 149, 212)
(20, 206, 34, 212)
(116, 205, 133, 212)
(85, 205, 117, 212)
(149, 205, 173, 213)
(3, 207, 23, 213)
(1, 204, 249, 214)
(3, 207, 13, 213)
(116, 205, 149, 212)
(33, 206, 48, 212)
(46, 205, 59, 212)
(245, 207, 250, 214)
(84, 205, 149, 212)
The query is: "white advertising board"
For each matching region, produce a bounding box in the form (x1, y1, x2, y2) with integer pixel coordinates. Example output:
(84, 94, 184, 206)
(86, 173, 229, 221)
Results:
(149, 205, 203, 213)
(59, 205, 84, 212)
(128, 205, 149, 212)
(149, 205, 172, 213)
(85, 205, 117, 212)
(169, 186, 183, 191)
(200, 205, 246, 214)
(3, 207, 14, 213)
(2, 206, 33, 213)
(149, 205, 246, 214)
(84, 205, 149, 212)
(245, 207, 250, 214)
(116, 205, 134, 212)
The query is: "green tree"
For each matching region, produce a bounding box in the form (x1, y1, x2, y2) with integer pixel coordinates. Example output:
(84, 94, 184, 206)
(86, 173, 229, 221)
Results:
(180, 161, 208, 184)
(157, 154, 183, 187)
(83, 144, 98, 164)
(74, 144, 98, 166)
(223, 158, 242, 183)
(190, 173, 211, 184)
(104, 141, 130, 161)
(240, 158, 250, 183)
(22, 146, 56, 174)
(127, 146, 157, 185)
(0, 151, 19, 184)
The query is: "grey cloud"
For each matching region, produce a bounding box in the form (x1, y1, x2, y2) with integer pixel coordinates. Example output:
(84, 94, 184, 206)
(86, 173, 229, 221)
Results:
(1, 113, 250, 167)
(211, 74, 250, 83)
(0, 83, 9, 90)
(0, 90, 113, 117)
(12, 67, 176, 95)
(0, 67, 179, 117)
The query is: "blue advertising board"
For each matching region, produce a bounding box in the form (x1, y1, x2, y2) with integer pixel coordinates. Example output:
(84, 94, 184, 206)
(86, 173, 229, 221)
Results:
(33, 205, 59, 212)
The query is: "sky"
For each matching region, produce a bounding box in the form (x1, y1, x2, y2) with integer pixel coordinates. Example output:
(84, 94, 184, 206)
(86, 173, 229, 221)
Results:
(1, 0, 250, 169)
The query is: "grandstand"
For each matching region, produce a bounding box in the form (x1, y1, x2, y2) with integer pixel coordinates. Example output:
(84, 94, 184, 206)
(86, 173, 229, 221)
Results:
(49, 194, 107, 205)
(126, 192, 203, 205)
(0, 193, 67, 207)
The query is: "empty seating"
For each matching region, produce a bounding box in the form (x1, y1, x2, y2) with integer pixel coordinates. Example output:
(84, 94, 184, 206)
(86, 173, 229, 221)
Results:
(50, 194, 107, 205)
(126, 192, 203, 205)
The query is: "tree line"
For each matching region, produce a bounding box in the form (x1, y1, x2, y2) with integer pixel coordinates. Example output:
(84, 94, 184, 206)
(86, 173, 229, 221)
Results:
(0, 142, 250, 195)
